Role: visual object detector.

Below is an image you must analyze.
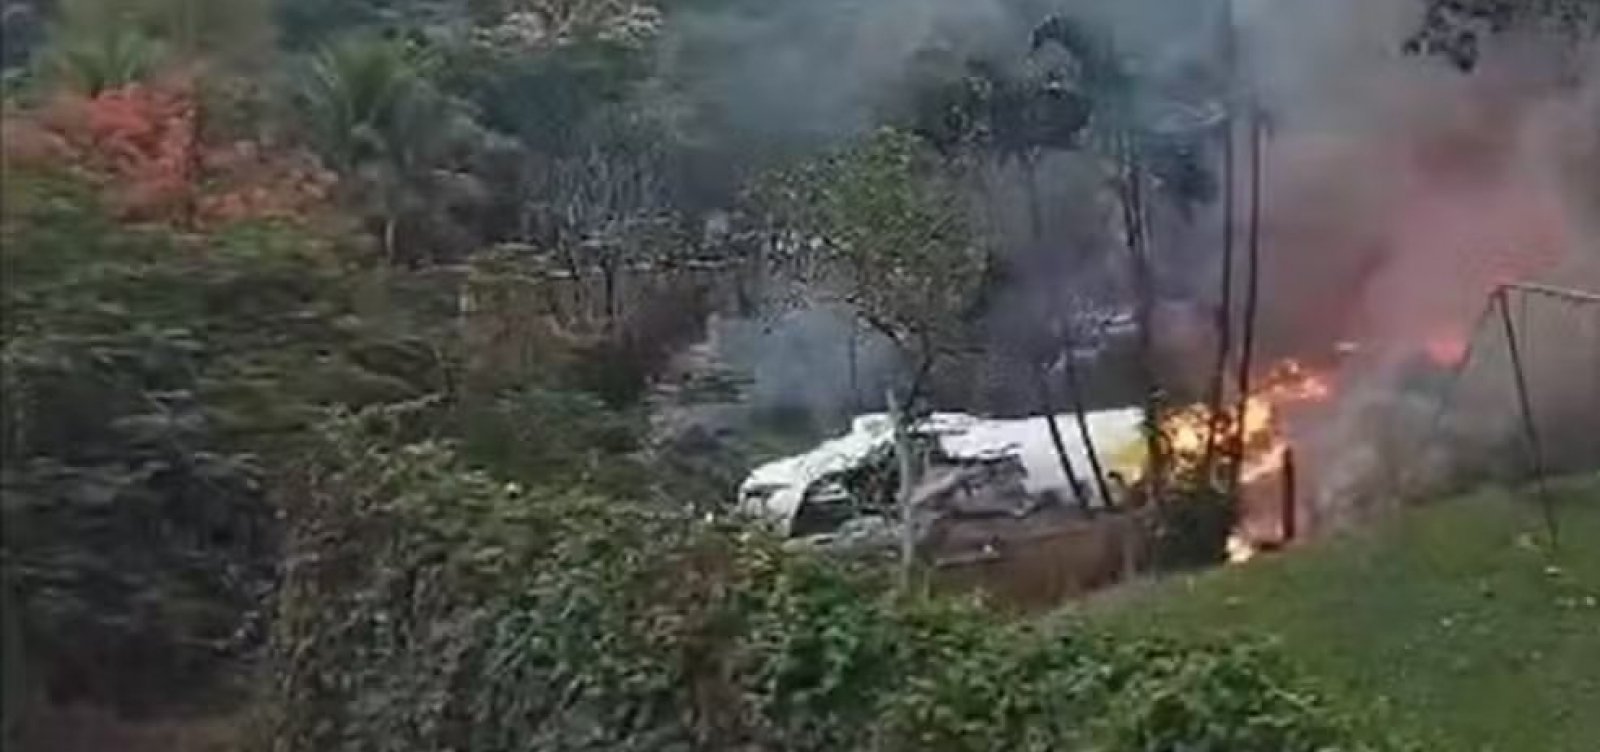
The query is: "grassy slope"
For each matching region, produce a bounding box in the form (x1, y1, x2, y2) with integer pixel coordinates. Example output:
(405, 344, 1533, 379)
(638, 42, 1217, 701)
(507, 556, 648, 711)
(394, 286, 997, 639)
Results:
(1085, 477, 1600, 752)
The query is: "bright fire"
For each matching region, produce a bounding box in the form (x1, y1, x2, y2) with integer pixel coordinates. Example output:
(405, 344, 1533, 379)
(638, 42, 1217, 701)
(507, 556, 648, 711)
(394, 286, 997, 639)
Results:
(1162, 359, 1334, 477)
(1226, 534, 1258, 564)
(1160, 359, 1336, 561)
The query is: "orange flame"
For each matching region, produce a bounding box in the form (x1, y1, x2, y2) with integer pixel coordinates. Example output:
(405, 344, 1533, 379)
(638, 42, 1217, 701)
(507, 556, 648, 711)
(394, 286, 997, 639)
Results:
(1161, 359, 1333, 478)
(1158, 359, 1335, 561)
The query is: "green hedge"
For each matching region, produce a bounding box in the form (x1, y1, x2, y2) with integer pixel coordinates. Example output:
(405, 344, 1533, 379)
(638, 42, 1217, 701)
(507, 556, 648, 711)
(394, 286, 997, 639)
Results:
(267, 405, 1403, 752)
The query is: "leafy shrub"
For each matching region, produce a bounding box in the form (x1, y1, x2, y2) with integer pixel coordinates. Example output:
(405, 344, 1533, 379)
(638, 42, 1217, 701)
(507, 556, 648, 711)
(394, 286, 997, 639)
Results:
(267, 403, 1403, 752)
(0, 168, 668, 726)
(43, 25, 166, 95)
(1151, 480, 1237, 571)
(453, 385, 648, 495)
(0, 170, 440, 716)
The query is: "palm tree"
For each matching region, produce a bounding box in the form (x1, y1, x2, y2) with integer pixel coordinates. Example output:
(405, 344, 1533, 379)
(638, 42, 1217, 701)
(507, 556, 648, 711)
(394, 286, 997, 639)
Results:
(300, 37, 425, 172)
(46, 26, 165, 94)
(44, 0, 273, 91)
(299, 37, 480, 263)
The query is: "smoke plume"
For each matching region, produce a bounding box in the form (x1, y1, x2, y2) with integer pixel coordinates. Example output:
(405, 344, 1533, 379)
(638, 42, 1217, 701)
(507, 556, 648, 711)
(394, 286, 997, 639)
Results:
(661, 0, 1600, 509)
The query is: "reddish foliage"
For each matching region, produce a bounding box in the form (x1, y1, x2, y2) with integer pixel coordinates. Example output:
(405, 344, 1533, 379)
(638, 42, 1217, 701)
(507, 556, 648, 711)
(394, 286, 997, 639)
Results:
(195, 139, 338, 225)
(3, 77, 336, 228)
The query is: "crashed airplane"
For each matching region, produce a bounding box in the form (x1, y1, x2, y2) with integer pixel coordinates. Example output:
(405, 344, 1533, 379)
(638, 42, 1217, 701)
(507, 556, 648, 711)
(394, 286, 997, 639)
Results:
(738, 409, 1148, 546)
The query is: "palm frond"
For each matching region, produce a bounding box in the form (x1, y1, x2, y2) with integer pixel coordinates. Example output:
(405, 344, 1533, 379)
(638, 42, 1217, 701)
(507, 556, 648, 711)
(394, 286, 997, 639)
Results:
(47, 27, 166, 94)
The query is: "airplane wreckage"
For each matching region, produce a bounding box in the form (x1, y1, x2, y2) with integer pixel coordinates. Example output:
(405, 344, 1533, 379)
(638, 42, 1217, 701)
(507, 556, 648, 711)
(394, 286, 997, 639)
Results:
(737, 409, 1150, 560)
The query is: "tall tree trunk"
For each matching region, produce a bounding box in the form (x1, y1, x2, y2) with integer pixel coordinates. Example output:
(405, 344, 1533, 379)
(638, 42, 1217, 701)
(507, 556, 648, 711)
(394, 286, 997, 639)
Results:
(1024, 150, 1089, 509)
(558, 239, 586, 325)
(1281, 446, 1298, 543)
(602, 256, 619, 329)
(847, 318, 860, 413)
(182, 86, 204, 232)
(1024, 155, 1044, 243)
(888, 388, 919, 590)
(1062, 348, 1114, 507)
(1035, 366, 1089, 510)
(1231, 104, 1265, 491)
(1203, 3, 1239, 482)
(1120, 134, 1165, 502)
(383, 215, 398, 266)
(902, 344, 938, 411)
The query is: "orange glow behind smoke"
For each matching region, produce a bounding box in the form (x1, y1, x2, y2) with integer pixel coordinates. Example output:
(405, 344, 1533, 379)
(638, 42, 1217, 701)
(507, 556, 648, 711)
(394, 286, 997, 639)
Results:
(1425, 334, 1470, 367)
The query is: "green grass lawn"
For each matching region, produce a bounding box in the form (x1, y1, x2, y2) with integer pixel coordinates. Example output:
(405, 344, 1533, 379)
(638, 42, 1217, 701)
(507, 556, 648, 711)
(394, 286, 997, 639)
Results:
(1084, 476, 1600, 752)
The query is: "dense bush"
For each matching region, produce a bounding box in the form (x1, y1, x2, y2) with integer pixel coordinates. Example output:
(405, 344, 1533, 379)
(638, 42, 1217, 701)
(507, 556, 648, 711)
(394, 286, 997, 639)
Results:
(267, 402, 1401, 752)
(0, 168, 699, 727)
(1150, 480, 1237, 571)
(0, 170, 444, 714)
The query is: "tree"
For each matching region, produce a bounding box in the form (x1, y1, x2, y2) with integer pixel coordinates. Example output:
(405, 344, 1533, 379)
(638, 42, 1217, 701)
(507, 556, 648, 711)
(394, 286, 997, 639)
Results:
(43, 0, 275, 83)
(901, 43, 1105, 507)
(1, 1, 47, 74)
(895, 12, 1226, 504)
(433, 0, 660, 153)
(1026, 14, 1224, 501)
(755, 128, 990, 407)
(1406, 0, 1599, 70)
(297, 36, 483, 263)
(534, 107, 679, 326)
(41, 26, 165, 96)
(470, 0, 663, 51)
(4, 76, 334, 227)
(274, 0, 460, 51)
(0, 171, 399, 723)
(756, 129, 991, 580)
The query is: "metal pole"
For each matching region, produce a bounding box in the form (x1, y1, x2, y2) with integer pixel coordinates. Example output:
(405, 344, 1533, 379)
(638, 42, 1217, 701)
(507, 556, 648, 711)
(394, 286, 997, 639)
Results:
(1503, 281, 1600, 305)
(1281, 447, 1298, 543)
(1497, 289, 1559, 547)
(1414, 295, 1498, 488)
(1592, 309, 1600, 464)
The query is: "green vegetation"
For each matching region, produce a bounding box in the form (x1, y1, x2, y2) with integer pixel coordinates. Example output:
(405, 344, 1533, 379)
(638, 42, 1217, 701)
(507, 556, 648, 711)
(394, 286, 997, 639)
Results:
(2, 0, 1595, 749)
(0, 170, 443, 714)
(1407, 0, 1598, 70)
(1087, 478, 1600, 752)
(0, 161, 1401, 752)
(0, 168, 652, 744)
(755, 128, 992, 391)
(269, 404, 1397, 752)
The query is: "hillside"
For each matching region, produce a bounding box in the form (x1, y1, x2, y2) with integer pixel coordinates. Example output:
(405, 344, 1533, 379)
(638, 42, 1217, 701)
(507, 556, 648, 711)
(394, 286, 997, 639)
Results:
(1086, 478, 1600, 752)
(4, 1, 1597, 749)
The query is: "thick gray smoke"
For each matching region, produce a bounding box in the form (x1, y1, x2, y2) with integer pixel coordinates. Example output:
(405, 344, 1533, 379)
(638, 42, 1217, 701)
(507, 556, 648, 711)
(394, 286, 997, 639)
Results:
(710, 305, 901, 427)
(1238, 0, 1600, 360)
(661, 0, 1600, 509)
(659, 0, 1034, 144)
(1229, 0, 1600, 524)
(661, 0, 1235, 417)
